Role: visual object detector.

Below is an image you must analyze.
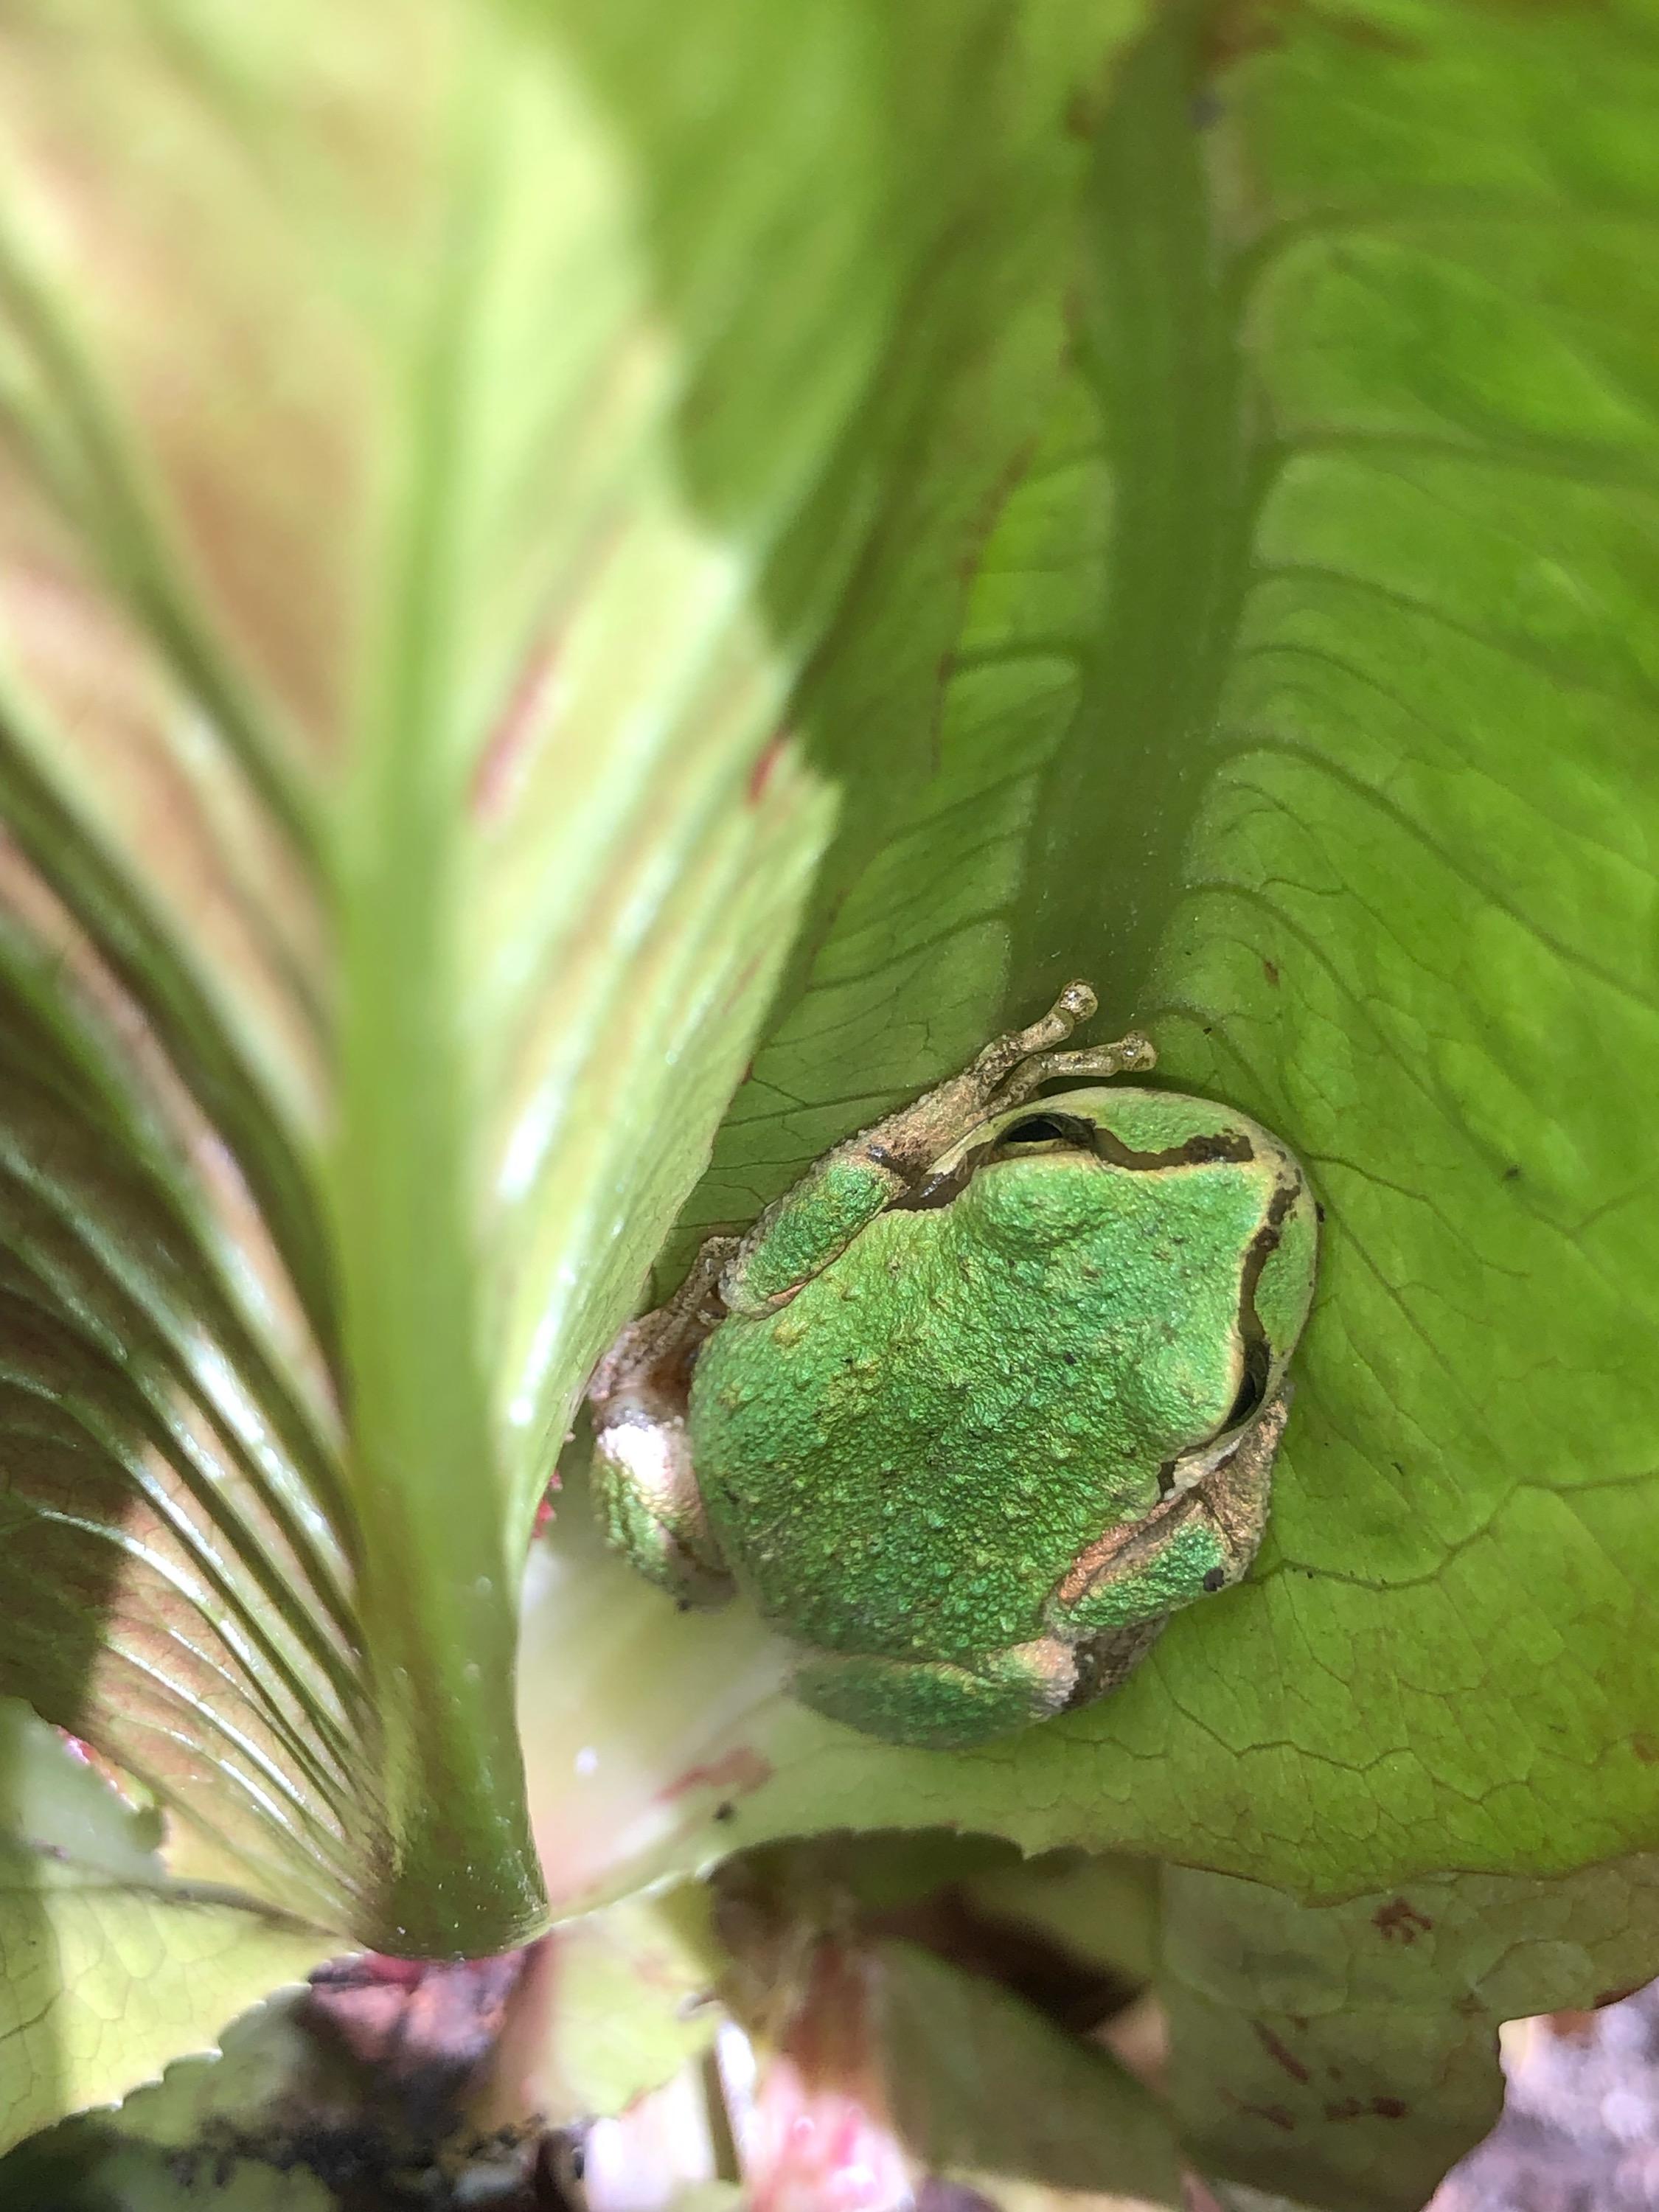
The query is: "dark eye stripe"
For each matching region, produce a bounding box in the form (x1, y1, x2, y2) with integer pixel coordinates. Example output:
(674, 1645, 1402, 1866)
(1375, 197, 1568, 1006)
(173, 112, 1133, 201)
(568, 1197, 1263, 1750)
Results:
(889, 1148, 990, 1211)
(1228, 1169, 1302, 1427)
(1087, 1123, 1256, 1171)
(894, 1114, 1264, 1211)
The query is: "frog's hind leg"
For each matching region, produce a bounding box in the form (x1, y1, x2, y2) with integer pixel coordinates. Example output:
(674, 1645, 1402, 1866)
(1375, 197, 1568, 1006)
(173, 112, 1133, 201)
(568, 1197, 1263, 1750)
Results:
(1063, 1618, 1167, 1710)
(1045, 1396, 1287, 1652)
(790, 1636, 1077, 1749)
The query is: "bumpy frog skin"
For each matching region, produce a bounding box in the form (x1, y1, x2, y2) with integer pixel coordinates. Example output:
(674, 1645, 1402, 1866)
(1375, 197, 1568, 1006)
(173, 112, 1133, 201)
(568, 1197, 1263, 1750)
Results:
(587, 984, 1318, 1750)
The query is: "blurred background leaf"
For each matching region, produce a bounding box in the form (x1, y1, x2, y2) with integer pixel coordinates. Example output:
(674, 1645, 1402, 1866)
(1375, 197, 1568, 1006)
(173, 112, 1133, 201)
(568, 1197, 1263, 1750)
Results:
(1162, 1858, 1659, 2211)
(712, 1927, 1182, 2212)
(0, 0, 1133, 1973)
(0, 1701, 329, 2160)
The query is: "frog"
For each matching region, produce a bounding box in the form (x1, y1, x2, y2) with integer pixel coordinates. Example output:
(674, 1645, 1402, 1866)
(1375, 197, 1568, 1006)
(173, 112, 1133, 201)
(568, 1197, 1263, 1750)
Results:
(586, 981, 1318, 1750)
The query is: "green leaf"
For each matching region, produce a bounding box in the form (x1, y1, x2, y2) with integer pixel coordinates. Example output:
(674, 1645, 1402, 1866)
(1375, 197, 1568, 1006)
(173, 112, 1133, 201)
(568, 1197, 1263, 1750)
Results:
(516, 1889, 727, 2125)
(878, 1940, 1181, 2209)
(517, 1467, 793, 1908)
(0, 1703, 330, 2158)
(0, 1986, 341, 2211)
(961, 1854, 1161, 1993)
(528, 0, 1659, 1905)
(4, 2144, 334, 2212)
(0, 0, 1135, 1956)
(721, 1930, 1180, 2211)
(0, 1698, 161, 1885)
(1161, 1858, 1659, 2212)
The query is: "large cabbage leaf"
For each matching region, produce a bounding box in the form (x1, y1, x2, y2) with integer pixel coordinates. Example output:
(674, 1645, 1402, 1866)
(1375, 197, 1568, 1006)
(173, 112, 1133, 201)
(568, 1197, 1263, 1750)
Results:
(524, 0, 1659, 1910)
(0, 0, 1124, 1979)
(7, 0, 1659, 2174)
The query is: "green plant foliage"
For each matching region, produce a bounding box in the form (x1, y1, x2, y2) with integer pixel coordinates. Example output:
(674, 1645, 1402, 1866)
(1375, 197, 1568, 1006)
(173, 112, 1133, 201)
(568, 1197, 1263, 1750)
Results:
(961, 1852, 1162, 1992)
(1162, 1859, 1659, 2212)
(5, 2146, 333, 2212)
(1, 1985, 343, 2208)
(0, 0, 844, 1956)
(0, 0, 1133, 1972)
(878, 1939, 1181, 2208)
(4, 0, 1659, 2187)
(524, 1889, 728, 2125)
(526, 0, 1659, 1912)
(725, 1931, 1181, 2211)
(0, 1703, 329, 2161)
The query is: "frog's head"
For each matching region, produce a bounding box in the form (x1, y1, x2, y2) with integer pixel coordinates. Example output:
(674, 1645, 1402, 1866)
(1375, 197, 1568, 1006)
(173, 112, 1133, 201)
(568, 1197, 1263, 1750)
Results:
(915, 1085, 1318, 1468)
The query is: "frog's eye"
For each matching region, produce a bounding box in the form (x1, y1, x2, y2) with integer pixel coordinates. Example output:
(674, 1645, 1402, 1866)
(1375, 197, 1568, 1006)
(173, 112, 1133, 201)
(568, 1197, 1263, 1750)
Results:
(1001, 1114, 1071, 1144)
(993, 1111, 1096, 1153)
(1224, 1341, 1270, 1431)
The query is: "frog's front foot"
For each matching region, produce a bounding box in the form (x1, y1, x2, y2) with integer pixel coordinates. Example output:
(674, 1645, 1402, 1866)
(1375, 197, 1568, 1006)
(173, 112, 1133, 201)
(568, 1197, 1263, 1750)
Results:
(588, 1237, 738, 1609)
(591, 1403, 734, 1609)
(790, 1637, 1078, 1750)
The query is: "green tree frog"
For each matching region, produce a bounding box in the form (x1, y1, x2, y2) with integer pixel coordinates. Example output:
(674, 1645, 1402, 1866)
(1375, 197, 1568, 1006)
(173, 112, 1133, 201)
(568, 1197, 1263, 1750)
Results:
(587, 983, 1318, 1750)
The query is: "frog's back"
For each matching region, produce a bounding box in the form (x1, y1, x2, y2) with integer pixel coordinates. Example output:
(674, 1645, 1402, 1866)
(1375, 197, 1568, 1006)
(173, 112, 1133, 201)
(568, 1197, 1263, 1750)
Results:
(687, 1154, 1261, 1664)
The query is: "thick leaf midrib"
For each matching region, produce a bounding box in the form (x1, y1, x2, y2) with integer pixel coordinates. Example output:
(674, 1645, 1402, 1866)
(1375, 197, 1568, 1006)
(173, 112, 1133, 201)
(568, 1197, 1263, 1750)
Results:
(1009, 7, 1273, 1029)
(332, 20, 546, 1954)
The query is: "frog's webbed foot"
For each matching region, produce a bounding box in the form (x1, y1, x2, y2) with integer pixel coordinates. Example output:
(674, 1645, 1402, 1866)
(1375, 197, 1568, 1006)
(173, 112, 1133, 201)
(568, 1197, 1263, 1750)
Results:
(973, 981, 1154, 1099)
(853, 981, 1155, 1181)
(724, 984, 1159, 1312)
(1045, 1394, 1287, 1647)
(982, 1034, 1156, 1116)
(587, 1236, 738, 1608)
(790, 1637, 1078, 1749)
(1063, 1619, 1167, 1711)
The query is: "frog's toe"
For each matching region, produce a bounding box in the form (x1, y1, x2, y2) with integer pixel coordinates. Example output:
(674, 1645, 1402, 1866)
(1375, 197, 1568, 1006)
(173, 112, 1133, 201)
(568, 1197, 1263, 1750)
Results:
(790, 1638, 1075, 1749)
(1063, 1618, 1166, 1711)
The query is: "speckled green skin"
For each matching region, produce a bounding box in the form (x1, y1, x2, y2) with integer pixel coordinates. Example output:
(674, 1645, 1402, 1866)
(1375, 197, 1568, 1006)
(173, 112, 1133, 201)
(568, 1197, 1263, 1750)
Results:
(591, 1037, 1318, 1748)
(692, 1085, 1311, 1678)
